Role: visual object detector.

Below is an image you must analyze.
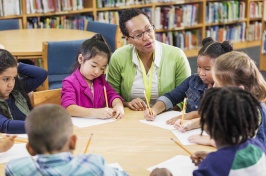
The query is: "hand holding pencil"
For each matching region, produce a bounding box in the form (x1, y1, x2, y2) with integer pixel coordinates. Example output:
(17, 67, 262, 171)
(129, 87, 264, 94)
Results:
(143, 90, 156, 121)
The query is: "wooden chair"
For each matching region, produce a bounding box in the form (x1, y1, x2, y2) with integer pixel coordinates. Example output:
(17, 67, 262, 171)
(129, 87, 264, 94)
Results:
(0, 19, 22, 30)
(30, 88, 61, 107)
(85, 20, 122, 52)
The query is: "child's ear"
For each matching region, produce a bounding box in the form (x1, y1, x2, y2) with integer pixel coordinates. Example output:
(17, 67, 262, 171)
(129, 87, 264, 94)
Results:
(69, 134, 77, 150)
(78, 54, 83, 64)
(26, 143, 36, 156)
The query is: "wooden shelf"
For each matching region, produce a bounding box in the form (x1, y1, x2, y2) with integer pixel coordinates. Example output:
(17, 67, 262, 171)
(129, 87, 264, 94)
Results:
(0, 0, 263, 60)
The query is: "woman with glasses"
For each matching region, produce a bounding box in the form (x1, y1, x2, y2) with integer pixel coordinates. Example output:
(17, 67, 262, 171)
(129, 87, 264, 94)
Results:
(107, 8, 191, 111)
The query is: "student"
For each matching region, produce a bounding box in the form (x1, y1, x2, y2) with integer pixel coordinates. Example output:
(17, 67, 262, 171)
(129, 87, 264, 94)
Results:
(107, 8, 191, 110)
(178, 51, 266, 147)
(191, 87, 266, 176)
(5, 104, 128, 175)
(61, 34, 124, 119)
(0, 135, 16, 152)
(0, 49, 47, 134)
(144, 37, 233, 122)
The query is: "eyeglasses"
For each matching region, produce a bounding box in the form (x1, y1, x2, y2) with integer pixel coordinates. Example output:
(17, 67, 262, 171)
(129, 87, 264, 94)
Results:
(128, 25, 155, 40)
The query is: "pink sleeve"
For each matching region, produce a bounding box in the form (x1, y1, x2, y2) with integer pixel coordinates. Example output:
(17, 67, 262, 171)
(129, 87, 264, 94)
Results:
(61, 79, 77, 108)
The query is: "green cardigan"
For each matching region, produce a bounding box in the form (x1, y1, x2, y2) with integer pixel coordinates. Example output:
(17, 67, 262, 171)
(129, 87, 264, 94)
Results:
(107, 41, 191, 103)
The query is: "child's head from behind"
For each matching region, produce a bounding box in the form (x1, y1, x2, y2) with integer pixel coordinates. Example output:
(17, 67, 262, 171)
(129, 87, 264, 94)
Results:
(199, 87, 260, 146)
(197, 37, 233, 85)
(25, 104, 76, 155)
(0, 49, 18, 99)
(213, 51, 266, 101)
(72, 34, 111, 81)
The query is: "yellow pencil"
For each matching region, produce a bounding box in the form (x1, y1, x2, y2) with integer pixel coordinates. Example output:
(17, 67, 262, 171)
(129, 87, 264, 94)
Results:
(84, 133, 93, 154)
(103, 86, 108, 108)
(171, 138, 193, 156)
(15, 138, 28, 143)
(143, 90, 152, 115)
(181, 98, 187, 125)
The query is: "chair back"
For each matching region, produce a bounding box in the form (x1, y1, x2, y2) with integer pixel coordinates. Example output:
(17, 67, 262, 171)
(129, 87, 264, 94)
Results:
(0, 19, 22, 30)
(86, 21, 119, 52)
(31, 88, 61, 107)
(42, 39, 85, 90)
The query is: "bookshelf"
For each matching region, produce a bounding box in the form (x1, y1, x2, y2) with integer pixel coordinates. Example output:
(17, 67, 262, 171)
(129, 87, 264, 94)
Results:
(260, 0, 266, 70)
(0, 0, 263, 58)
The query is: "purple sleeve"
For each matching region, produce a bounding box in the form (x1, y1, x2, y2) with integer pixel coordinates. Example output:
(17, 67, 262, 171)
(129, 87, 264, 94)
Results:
(18, 63, 48, 93)
(193, 151, 232, 176)
(0, 114, 25, 134)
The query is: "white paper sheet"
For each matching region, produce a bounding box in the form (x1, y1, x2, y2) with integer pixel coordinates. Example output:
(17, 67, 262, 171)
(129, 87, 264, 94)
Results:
(0, 143, 30, 163)
(172, 129, 207, 145)
(71, 117, 116, 128)
(147, 155, 198, 176)
(108, 162, 124, 171)
(139, 111, 182, 130)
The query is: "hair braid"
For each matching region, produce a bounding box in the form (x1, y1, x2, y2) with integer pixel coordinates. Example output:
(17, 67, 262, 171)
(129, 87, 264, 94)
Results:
(199, 87, 260, 145)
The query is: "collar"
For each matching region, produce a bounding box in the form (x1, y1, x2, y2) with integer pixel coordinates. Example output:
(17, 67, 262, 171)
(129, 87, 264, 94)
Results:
(132, 40, 162, 68)
(37, 152, 73, 167)
(193, 74, 208, 91)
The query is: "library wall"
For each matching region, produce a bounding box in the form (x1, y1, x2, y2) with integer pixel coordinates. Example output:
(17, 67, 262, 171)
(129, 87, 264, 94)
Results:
(0, 0, 264, 58)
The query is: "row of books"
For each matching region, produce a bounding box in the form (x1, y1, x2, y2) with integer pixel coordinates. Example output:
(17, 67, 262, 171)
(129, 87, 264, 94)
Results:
(206, 1, 245, 24)
(0, 0, 22, 16)
(250, 1, 263, 19)
(246, 21, 262, 41)
(156, 29, 201, 50)
(156, 22, 261, 50)
(262, 30, 266, 54)
(27, 15, 93, 29)
(154, 4, 199, 29)
(26, 0, 84, 14)
(97, 11, 120, 25)
(96, 0, 190, 8)
(97, 8, 152, 25)
(206, 23, 246, 43)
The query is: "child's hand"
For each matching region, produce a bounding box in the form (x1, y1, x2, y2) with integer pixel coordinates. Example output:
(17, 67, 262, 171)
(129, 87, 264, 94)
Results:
(166, 115, 181, 125)
(188, 134, 215, 147)
(174, 119, 192, 132)
(0, 135, 16, 153)
(144, 109, 157, 121)
(127, 98, 147, 111)
(190, 151, 209, 166)
(97, 108, 113, 119)
(112, 105, 124, 119)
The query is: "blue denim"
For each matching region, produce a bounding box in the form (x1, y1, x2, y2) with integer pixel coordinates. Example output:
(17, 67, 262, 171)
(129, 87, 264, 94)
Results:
(256, 103, 266, 147)
(157, 74, 207, 112)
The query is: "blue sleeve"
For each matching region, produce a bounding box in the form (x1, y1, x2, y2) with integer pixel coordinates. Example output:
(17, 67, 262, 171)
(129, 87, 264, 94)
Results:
(164, 76, 191, 105)
(0, 114, 25, 134)
(18, 63, 48, 93)
(193, 152, 232, 176)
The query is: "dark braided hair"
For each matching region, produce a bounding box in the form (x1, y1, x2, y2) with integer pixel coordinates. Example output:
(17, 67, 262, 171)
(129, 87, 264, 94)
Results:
(0, 49, 33, 118)
(119, 8, 152, 37)
(71, 33, 111, 72)
(199, 87, 260, 146)
(198, 37, 233, 58)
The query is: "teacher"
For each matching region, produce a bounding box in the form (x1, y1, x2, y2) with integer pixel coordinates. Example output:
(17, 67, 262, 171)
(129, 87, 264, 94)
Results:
(107, 8, 191, 111)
